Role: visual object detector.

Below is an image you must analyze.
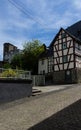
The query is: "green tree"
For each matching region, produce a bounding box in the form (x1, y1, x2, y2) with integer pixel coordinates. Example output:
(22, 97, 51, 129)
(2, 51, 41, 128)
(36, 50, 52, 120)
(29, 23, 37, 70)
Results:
(11, 53, 23, 69)
(11, 40, 45, 74)
(3, 62, 11, 69)
(22, 40, 45, 74)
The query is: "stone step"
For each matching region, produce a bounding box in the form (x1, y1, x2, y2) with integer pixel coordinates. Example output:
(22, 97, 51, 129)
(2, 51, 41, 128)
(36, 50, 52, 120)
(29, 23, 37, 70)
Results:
(32, 89, 42, 96)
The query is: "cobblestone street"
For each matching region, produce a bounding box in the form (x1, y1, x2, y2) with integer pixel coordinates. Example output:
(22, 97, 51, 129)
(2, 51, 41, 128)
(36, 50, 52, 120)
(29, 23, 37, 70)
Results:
(0, 84, 81, 130)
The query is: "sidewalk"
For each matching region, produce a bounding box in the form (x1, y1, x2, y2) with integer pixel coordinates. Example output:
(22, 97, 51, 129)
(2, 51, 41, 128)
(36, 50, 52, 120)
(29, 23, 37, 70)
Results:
(32, 84, 74, 95)
(0, 84, 81, 130)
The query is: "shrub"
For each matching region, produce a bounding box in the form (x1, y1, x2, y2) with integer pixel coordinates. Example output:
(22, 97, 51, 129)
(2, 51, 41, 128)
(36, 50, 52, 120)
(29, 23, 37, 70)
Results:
(0, 69, 17, 77)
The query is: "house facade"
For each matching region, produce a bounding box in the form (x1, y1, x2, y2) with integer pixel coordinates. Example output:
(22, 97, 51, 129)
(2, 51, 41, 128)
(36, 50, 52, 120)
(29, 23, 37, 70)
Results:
(38, 21, 81, 84)
(38, 47, 53, 74)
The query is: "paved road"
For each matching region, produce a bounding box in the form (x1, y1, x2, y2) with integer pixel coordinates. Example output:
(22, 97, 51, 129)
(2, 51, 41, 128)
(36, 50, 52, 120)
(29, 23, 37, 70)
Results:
(0, 84, 81, 130)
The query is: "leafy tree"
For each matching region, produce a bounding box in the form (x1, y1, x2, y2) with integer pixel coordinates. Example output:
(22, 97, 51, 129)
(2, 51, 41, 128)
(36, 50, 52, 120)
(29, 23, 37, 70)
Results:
(11, 53, 23, 69)
(11, 40, 45, 74)
(3, 62, 11, 69)
(22, 40, 45, 74)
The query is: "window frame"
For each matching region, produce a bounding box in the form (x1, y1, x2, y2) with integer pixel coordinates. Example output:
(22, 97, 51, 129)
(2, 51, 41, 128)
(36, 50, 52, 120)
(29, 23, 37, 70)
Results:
(62, 42, 67, 49)
(63, 55, 68, 63)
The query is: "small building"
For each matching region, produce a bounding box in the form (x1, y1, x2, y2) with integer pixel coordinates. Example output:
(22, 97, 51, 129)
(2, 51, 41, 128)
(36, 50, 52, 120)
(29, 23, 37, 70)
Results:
(38, 20, 81, 84)
(3, 43, 20, 63)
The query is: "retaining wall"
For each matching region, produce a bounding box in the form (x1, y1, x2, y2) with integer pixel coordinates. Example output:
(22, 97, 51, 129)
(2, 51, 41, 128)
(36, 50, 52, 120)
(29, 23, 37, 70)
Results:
(0, 78, 32, 103)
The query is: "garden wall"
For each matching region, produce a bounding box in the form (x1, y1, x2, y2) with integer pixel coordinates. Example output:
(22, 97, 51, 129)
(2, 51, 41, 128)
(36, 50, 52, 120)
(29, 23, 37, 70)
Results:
(0, 79, 32, 103)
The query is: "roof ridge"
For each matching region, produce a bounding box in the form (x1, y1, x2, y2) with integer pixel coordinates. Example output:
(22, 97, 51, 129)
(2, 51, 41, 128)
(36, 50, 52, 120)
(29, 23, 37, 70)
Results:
(66, 20, 81, 30)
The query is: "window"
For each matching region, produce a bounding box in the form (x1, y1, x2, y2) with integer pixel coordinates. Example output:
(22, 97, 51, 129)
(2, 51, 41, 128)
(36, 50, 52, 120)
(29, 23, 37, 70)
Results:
(61, 33, 66, 38)
(41, 59, 44, 65)
(63, 55, 68, 63)
(43, 70, 45, 74)
(62, 43, 67, 49)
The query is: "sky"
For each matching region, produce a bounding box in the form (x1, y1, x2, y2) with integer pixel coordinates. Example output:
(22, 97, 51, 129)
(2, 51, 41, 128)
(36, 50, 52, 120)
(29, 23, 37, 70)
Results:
(0, 0, 81, 60)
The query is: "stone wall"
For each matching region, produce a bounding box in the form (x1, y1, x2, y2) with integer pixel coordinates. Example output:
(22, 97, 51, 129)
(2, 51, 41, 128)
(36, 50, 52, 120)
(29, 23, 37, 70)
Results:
(71, 69, 77, 83)
(0, 79, 32, 103)
(45, 73, 53, 85)
(76, 68, 81, 83)
(53, 71, 65, 84)
(53, 69, 78, 84)
(33, 68, 81, 85)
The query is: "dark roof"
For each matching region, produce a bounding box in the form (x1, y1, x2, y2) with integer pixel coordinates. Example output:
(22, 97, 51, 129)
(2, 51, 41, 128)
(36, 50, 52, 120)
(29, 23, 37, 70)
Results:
(39, 47, 53, 59)
(66, 20, 81, 41)
(49, 21, 81, 47)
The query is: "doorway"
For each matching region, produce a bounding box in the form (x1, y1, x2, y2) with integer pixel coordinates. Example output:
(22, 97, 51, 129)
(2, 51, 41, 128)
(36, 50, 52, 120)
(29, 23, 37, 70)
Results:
(65, 70, 72, 83)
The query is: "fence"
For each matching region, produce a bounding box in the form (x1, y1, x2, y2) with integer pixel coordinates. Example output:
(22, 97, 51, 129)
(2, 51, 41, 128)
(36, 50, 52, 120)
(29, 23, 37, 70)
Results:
(32, 75, 45, 86)
(0, 68, 31, 80)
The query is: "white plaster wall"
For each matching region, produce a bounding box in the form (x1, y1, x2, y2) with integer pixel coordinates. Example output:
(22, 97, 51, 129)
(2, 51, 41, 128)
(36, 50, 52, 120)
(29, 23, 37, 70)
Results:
(68, 48, 73, 54)
(75, 48, 81, 56)
(67, 37, 72, 41)
(54, 59, 57, 64)
(76, 56, 81, 68)
(54, 41, 58, 45)
(60, 57, 62, 63)
(55, 65, 59, 71)
(56, 45, 58, 50)
(59, 64, 63, 70)
(59, 39, 61, 43)
(63, 48, 73, 55)
(62, 30, 65, 33)
(68, 54, 73, 61)
(76, 62, 78, 68)
(59, 44, 61, 50)
(67, 40, 73, 47)
(38, 59, 48, 74)
(59, 35, 61, 39)
(76, 56, 81, 62)
(63, 49, 68, 55)
(69, 62, 74, 69)
(54, 47, 56, 51)
(54, 52, 58, 57)
(58, 51, 62, 56)
(63, 38, 66, 42)
(64, 63, 67, 70)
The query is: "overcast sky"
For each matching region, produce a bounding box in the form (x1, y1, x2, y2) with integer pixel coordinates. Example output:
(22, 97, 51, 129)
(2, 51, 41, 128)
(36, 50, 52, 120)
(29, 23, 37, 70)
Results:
(0, 0, 81, 60)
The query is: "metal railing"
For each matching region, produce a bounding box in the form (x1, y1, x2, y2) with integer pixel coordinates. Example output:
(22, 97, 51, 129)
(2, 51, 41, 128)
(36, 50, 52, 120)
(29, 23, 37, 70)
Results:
(0, 68, 31, 80)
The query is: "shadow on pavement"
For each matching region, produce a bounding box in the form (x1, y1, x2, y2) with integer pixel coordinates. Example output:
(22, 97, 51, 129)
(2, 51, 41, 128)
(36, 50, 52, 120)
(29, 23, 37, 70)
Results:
(28, 99, 81, 130)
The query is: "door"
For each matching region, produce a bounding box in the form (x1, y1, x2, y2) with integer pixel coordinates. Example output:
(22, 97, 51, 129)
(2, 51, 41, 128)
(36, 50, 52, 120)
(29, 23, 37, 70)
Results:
(65, 70, 72, 83)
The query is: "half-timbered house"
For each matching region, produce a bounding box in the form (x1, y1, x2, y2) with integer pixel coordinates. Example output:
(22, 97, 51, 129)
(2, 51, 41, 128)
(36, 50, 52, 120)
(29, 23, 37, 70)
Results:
(38, 21, 81, 84)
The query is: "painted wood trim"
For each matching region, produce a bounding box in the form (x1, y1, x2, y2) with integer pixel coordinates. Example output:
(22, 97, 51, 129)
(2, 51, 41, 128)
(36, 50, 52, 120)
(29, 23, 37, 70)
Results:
(67, 40, 71, 55)
(73, 40, 76, 68)
(56, 58, 60, 71)
(67, 54, 72, 69)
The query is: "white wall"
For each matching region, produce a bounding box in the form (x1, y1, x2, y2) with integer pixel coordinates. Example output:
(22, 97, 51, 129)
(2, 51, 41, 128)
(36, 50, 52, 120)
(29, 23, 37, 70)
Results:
(53, 29, 74, 71)
(76, 56, 81, 68)
(38, 58, 48, 74)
